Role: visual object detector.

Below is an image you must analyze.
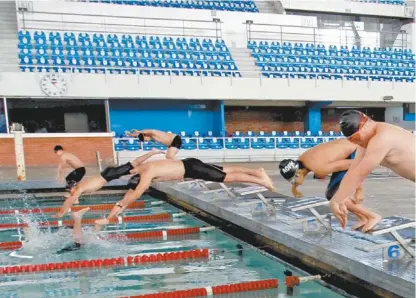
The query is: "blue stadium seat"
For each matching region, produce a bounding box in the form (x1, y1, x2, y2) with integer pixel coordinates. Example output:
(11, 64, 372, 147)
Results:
(300, 137, 314, 148)
(208, 138, 223, 149)
(225, 137, 238, 149)
(181, 138, 196, 150)
(264, 137, 275, 149)
(114, 139, 125, 151)
(276, 137, 288, 149)
(126, 139, 139, 151)
(197, 138, 209, 150)
(251, 137, 264, 149)
(237, 137, 250, 149)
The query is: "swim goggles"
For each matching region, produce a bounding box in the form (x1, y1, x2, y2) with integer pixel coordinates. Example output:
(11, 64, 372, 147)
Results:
(347, 112, 369, 143)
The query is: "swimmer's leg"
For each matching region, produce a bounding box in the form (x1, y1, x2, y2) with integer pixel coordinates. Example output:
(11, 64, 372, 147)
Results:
(344, 199, 381, 232)
(71, 207, 90, 244)
(222, 166, 274, 190)
(224, 171, 275, 192)
(165, 147, 179, 160)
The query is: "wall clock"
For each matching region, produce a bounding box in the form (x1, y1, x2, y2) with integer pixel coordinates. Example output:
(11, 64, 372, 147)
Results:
(40, 74, 67, 97)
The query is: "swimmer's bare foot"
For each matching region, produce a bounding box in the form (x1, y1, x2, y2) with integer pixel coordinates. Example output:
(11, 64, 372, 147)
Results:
(94, 219, 109, 232)
(259, 168, 276, 192)
(361, 214, 382, 233)
(352, 218, 368, 231)
(71, 207, 90, 221)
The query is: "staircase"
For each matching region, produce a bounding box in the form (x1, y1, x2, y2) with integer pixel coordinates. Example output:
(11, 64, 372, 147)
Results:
(0, 1, 19, 72)
(254, 0, 284, 14)
(228, 47, 261, 78)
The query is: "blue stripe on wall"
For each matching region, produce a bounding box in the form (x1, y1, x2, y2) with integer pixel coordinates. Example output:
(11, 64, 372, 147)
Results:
(109, 99, 223, 136)
(404, 113, 415, 121)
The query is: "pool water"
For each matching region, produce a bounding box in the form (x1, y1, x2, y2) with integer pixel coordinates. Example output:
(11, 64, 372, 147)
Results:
(0, 193, 350, 298)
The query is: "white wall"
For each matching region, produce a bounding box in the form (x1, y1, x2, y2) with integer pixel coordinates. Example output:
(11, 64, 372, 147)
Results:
(385, 105, 416, 130)
(281, 0, 414, 18)
(18, 0, 317, 47)
(0, 72, 414, 102)
(399, 23, 416, 52)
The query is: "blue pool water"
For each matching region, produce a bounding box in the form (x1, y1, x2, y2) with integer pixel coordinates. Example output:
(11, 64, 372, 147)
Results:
(0, 193, 350, 298)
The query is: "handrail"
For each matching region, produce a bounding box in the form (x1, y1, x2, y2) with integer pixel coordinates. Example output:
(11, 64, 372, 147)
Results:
(18, 9, 222, 39)
(16, 65, 415, 82)
(244, 21, 411, 50)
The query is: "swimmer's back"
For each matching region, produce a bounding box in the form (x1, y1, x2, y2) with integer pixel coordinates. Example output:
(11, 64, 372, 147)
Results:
(300, 138, 356, 171)
(61, 152, 84, 169)
(376, 122, 415, 181)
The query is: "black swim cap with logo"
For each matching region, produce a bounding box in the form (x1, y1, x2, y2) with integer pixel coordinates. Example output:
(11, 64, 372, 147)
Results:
(339, 110, 368, 137)
(279, 159, 303, 182)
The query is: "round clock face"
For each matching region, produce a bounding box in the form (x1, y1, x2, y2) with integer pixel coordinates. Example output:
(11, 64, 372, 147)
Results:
(40, 74, 67, 96)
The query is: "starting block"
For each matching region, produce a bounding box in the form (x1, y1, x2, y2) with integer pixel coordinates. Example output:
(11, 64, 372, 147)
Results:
(202, 184, 276, 215)
(356, 216, 415, 260)
(283, 197, 332, 231)
(177, 179, 215, 191)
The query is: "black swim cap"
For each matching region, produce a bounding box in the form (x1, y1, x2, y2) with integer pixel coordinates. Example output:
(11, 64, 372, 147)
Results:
(339, 110, 367, 137)
(279, 159, 300, 181)
(138, 133, 144, 142)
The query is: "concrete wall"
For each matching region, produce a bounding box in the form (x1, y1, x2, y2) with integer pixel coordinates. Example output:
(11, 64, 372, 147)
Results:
(109, 99, 224, 135)
(0, 133, 114, 167)
(0, 136, 16, 166)
(385, 105, 416, 130)
(1, 73, 414, 103)
(281, 0, 414, 18)
(225, 106, 305, 133)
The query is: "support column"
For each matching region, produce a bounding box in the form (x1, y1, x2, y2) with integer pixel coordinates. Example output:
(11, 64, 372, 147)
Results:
(104, 98, 111, 132)
(305, 101, 332, 135)
(219, 100, 225, 137)
(2, 97, 9, 134)
(11, 124, 26, 181)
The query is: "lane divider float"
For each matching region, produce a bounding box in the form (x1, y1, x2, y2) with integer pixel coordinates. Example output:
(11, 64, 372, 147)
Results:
(0, 212, 186, 229)
(0, 201, 164, 215)
(285, 275, 322, 288)
(0, 226, 215, 250)
(118, 279, 279, 298)
(0, 248, 209, 275)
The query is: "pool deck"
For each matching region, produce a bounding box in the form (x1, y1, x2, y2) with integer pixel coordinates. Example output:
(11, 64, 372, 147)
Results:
(152, 180, 415, 298)
(0, 163, 414, 297)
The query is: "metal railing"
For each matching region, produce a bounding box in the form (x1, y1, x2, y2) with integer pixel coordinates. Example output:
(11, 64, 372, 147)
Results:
(245, 21, 411, 51)
(15, 65, 416, 85)
(18, 10, 223, 39)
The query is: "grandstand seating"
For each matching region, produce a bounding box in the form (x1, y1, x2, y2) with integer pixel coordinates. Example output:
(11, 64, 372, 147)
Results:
(18, 31, 241, 77)
(114, 130, 343, 151)
(248, 41, 416, 82)
(351, 0, 407, 5)
(82, 0, 259, 12)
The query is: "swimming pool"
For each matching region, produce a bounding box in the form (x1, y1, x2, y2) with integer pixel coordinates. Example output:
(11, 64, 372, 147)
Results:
(0, 192, 350, 298)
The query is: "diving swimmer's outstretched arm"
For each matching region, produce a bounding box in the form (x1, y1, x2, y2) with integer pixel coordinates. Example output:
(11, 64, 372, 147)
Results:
(94, 173, 153, 229)
(131, 148, 164, 166)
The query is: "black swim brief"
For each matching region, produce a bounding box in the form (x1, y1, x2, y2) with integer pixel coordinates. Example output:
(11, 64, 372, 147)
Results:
(182, 158, 226, 182)
(325, 151, 356, 200)
(169, 135, 182, 149)
(100, 162, 133, 182)
(65, 167, 86, 190)
(127, 174, 141, 190)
